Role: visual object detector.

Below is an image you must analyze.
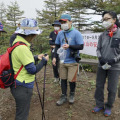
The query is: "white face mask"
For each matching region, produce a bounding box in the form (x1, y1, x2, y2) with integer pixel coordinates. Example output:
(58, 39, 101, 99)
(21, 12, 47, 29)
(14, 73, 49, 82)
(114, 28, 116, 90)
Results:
(102, 21, 113, 29)
(54, 27, 60, 31)
(61, 23, 69, 31)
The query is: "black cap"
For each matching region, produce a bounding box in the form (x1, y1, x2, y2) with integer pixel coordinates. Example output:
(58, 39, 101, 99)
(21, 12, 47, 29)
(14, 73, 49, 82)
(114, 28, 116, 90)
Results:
(52, 20, 61, 26)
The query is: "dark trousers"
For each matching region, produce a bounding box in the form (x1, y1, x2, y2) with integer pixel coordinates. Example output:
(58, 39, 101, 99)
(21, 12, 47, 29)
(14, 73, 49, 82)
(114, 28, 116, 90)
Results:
(10, 86, 33, 120)
(51, 51, 59, 78)
(95, 67, 120, 109)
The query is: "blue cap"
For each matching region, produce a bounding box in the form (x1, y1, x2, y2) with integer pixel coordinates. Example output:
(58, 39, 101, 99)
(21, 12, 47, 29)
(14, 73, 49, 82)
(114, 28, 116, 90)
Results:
(15, 18, 42, 35)
(0, 22, 7, 33)
(52, 20, 61, 26)
(59, 14, 71, 21)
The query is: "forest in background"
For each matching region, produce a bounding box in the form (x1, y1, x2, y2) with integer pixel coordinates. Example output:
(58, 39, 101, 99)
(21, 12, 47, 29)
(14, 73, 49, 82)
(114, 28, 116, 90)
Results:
(0, 0, 120, 56)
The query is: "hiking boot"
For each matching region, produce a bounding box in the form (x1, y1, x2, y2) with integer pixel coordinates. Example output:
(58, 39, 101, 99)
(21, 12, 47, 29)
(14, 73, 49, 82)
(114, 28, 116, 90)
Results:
(56, 94, 67, 106)
(54, 78, 59, 83)
(104, 109, 111, 117)
(92, 106, 104, 113)
(69, 92, 75, 104)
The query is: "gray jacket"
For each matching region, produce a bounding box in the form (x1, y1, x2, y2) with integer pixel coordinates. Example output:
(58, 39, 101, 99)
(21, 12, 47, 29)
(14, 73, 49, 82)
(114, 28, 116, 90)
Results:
(97, 28, 120, 70)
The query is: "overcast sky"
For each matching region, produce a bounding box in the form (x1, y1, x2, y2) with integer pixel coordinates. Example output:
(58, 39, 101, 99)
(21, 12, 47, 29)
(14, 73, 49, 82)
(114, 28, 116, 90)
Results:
(1, 0, 102, 22)
(2, 0, 45, 18)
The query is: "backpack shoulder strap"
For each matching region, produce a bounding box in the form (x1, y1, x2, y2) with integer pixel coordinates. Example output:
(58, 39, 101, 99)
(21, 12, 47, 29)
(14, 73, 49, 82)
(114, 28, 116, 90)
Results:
(8, 42, 27, 53)
(14, 65, 23, 79)
(9, 42, 27, 80)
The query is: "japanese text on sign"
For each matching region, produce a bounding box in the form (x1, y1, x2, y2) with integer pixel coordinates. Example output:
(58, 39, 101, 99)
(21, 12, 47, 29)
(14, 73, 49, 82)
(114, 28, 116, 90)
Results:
(80, 33, 101, 56)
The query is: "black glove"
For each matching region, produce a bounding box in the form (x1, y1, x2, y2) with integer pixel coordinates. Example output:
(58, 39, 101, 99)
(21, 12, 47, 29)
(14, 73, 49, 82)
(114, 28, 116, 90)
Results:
(108, 58, 115, 65)
(99, 57, 107, 65)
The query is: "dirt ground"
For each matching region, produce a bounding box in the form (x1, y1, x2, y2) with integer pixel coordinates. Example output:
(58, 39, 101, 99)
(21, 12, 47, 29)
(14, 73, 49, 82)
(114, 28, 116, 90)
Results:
(0, 65, 120, 120)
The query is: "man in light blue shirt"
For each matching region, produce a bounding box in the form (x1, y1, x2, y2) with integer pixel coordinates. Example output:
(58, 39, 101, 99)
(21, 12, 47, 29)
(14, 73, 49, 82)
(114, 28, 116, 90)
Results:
(53, 14, 84, 106)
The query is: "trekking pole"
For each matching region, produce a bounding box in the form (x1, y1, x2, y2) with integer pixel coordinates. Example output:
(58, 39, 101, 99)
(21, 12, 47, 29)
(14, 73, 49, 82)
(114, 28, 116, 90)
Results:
(35, 76, 45, 119)
(35, 61, 45, 119)
(42, 64, 47, 120)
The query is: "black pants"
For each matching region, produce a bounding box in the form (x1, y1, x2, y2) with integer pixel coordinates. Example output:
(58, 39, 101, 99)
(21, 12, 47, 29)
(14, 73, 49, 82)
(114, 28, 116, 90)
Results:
(95, 67, 120, 109)
(11, 85, 33, 120)
(51, 51, 59, 78)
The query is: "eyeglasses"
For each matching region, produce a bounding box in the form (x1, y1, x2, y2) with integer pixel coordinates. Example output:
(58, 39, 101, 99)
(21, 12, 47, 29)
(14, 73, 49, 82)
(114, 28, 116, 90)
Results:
(102, 18, 112, 22)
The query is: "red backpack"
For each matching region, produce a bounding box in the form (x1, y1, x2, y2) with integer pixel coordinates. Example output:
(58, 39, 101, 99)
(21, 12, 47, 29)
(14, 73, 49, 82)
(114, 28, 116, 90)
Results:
(0, 42, 26, 89)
